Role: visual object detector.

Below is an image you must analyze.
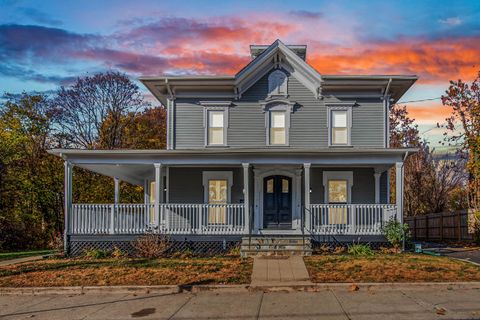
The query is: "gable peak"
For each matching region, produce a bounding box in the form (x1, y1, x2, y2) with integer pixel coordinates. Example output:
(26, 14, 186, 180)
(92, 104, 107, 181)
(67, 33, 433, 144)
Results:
(250, 41, 307, 61)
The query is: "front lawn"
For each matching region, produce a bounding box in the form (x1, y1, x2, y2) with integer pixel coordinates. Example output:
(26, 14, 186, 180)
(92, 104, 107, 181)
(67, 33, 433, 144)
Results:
(0, 250, 53, 261)
(304, 253, 480, 283)
(0, 257, 252, 287)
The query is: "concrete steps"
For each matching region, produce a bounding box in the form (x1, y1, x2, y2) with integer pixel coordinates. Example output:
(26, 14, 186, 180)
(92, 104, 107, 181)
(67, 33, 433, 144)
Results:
(241, 236, 312, 257)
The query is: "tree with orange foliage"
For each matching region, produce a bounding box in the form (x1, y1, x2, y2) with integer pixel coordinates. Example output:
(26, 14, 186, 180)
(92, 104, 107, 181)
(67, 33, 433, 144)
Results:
(441, 72, 480, 212)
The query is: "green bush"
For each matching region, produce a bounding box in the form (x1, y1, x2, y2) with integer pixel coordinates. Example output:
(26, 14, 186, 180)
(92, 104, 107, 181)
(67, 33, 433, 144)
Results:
(381, 218, 410, 249)
(83, 248, 109, 259)
(347, 244, 374, 256)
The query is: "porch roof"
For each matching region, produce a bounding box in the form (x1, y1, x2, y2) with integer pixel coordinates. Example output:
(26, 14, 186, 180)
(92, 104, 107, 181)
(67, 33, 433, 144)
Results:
(49, 148, 416, 185)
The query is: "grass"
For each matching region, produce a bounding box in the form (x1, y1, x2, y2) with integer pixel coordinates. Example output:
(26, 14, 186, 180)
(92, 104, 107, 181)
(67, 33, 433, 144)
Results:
(304, 253, 480, 283)
(0, 250, 54, 261)
(0, 256, 253, 287)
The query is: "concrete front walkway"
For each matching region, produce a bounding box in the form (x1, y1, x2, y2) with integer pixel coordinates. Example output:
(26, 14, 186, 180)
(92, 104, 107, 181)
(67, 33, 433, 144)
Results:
(251, 256, 312, 286)
(2, 284, 480, 319)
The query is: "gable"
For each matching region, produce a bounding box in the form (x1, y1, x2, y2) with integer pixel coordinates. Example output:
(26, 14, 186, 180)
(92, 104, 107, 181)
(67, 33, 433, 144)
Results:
(234, 40, 322, 99)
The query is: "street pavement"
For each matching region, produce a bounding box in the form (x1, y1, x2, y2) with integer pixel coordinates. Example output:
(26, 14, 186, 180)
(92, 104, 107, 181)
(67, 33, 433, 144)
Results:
(2, 285, 480, 319)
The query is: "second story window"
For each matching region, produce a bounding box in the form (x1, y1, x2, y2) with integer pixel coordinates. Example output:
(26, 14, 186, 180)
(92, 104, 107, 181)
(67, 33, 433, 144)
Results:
(269, 111, 286, 145)
(207, 110, 225, 146)
(328, 107, 352, 146)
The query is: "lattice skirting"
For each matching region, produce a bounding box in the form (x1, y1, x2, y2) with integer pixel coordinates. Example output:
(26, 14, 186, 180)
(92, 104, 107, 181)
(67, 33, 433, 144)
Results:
(68, 236, 241, 257)
(311, 234, 390, 250)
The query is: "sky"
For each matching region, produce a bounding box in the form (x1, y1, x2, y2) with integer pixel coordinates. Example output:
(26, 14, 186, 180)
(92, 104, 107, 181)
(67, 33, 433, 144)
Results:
(1, 0, 480, 147)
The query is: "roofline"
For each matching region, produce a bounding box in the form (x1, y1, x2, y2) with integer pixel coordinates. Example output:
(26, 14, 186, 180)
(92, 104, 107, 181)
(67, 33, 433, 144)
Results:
(49, 147, 419, 157)
(322, 75, 418, 80)
(139, 74, 417, 83)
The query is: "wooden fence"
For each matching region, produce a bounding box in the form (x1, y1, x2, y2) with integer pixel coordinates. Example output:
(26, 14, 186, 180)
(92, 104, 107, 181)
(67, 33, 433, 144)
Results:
(405, 211, 472, 242)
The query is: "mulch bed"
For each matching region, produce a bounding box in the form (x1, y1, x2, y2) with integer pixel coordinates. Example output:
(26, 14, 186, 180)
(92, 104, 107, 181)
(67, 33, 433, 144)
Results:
(0, 257, 253, 287)
(304, 253, 480, 283)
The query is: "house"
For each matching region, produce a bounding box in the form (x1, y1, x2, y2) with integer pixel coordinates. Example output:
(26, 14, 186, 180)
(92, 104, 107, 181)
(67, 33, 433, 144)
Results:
(50, 40, 417, 256)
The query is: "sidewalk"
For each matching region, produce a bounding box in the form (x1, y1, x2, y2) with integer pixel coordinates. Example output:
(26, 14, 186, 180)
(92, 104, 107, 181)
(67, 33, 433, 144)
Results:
(2, 284, 480, 319)
(251, 256, 312, 286)
(0, 255, 46, 267)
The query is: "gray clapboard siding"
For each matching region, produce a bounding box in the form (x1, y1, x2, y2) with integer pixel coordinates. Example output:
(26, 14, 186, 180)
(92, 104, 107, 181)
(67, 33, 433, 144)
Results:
(173, 70, 385, 149)
(168, 167, 244, 204)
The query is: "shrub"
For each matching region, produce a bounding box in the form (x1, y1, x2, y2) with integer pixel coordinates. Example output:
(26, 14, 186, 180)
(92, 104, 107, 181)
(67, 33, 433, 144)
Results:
(84, 248, 109, 259)
(472, 211, 480, 244)
(111, 246, 127, 258)
(226, 246, 241, 257)
(48, 232, 64, 252)
(132, 233, 170, 258)
(314, 244, 331, 255)
(333, 245, 346, 254)
(347, 243, 374, 256)
(381, 218, 411, 250)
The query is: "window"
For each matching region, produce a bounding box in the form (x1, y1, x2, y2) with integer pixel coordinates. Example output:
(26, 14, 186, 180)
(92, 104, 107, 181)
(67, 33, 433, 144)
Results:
(328, 180, 348, 203)
(331, 110, 348, 145)
(270, 111, 286, 145)
(207, 110, 225, 146)
(328, 106, 352, 146)
(202, 171, 233, 225)
(208, 179, 227, 224)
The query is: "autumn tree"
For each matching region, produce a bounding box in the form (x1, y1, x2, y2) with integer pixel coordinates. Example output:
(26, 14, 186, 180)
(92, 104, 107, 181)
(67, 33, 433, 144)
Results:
(99, 107, 167, 149)
(441, 72, 480, 212)
(51, 71, 149, 149)
(389, 105, 466, 216)
(0, 93, 64, 250)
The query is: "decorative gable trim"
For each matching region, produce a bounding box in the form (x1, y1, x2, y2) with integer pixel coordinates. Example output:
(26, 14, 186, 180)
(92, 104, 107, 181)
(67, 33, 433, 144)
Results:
(234, 40, 323, 100)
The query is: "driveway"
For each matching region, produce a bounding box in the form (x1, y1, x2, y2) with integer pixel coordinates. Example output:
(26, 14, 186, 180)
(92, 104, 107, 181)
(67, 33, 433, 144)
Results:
(2, 285, 480, 319)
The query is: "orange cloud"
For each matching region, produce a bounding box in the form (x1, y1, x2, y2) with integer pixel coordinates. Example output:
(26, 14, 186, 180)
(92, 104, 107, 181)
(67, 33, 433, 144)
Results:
(308, 37, 480, 83)
(402, 101, 453, 124)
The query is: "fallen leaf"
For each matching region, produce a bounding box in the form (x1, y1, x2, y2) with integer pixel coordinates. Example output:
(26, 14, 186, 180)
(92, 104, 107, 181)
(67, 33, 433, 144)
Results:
(349, 283, 359, 291)
(435, 307, 447, 315)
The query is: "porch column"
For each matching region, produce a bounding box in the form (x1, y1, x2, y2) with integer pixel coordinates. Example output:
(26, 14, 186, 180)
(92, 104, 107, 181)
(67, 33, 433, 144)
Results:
(304, 163, 311, 231)
(143, 180, 150, 204)
(374, 172, 381, 204)
(114, 177, 120, 204)
(64, 161, 73, 255)
(242, 163, 250, 233)
(154, 163, 162, 227)
(395, 162, 404, 222)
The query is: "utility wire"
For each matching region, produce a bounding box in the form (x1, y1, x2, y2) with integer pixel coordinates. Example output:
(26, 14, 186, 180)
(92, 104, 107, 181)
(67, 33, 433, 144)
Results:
(395, 97, 442, 104)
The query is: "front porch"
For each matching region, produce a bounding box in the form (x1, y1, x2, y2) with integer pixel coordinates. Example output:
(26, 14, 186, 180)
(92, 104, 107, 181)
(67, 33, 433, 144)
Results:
(52, 148, 412, 254)
(70, 203, 397, 236)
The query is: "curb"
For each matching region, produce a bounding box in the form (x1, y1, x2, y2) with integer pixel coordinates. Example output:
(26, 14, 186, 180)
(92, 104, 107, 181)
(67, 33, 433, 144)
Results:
(1, 282, 480, 295)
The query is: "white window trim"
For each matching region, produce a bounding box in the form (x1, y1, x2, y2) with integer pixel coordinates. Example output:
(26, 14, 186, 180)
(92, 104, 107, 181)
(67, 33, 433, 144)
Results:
(202, 171, 233, 203)
(263, 103, 293, 146)
(201, 102, 231, 147)
(327, 105, 353, 147)
(322, 171, 354, 204)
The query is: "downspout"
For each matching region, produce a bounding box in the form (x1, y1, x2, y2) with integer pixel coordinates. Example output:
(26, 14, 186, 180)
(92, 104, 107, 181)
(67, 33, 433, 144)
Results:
(401, 150, 409, 251)
(384, 78, 392, 148)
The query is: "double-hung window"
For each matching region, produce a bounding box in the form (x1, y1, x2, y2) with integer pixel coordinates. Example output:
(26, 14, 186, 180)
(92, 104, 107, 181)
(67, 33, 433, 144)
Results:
(269, 111, 286, 145)
(328, 106, 352, 146)
(207, 110, 225, 146)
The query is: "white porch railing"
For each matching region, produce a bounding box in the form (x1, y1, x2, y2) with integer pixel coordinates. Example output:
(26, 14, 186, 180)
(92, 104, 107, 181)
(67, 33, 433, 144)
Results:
(71, 203, 246, 235)
(160, 204, 246, 234)
(307, 204, 397, 235)
(72, 204, 155, 234)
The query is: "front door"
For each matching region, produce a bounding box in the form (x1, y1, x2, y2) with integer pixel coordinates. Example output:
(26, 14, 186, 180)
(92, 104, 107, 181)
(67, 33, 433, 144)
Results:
(263, 175, 292, 229)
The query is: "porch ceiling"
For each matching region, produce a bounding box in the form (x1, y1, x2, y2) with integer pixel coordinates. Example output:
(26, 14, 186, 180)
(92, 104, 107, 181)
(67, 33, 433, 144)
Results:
(75, 164, 153, 185)
(50, 148, 416, 185)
